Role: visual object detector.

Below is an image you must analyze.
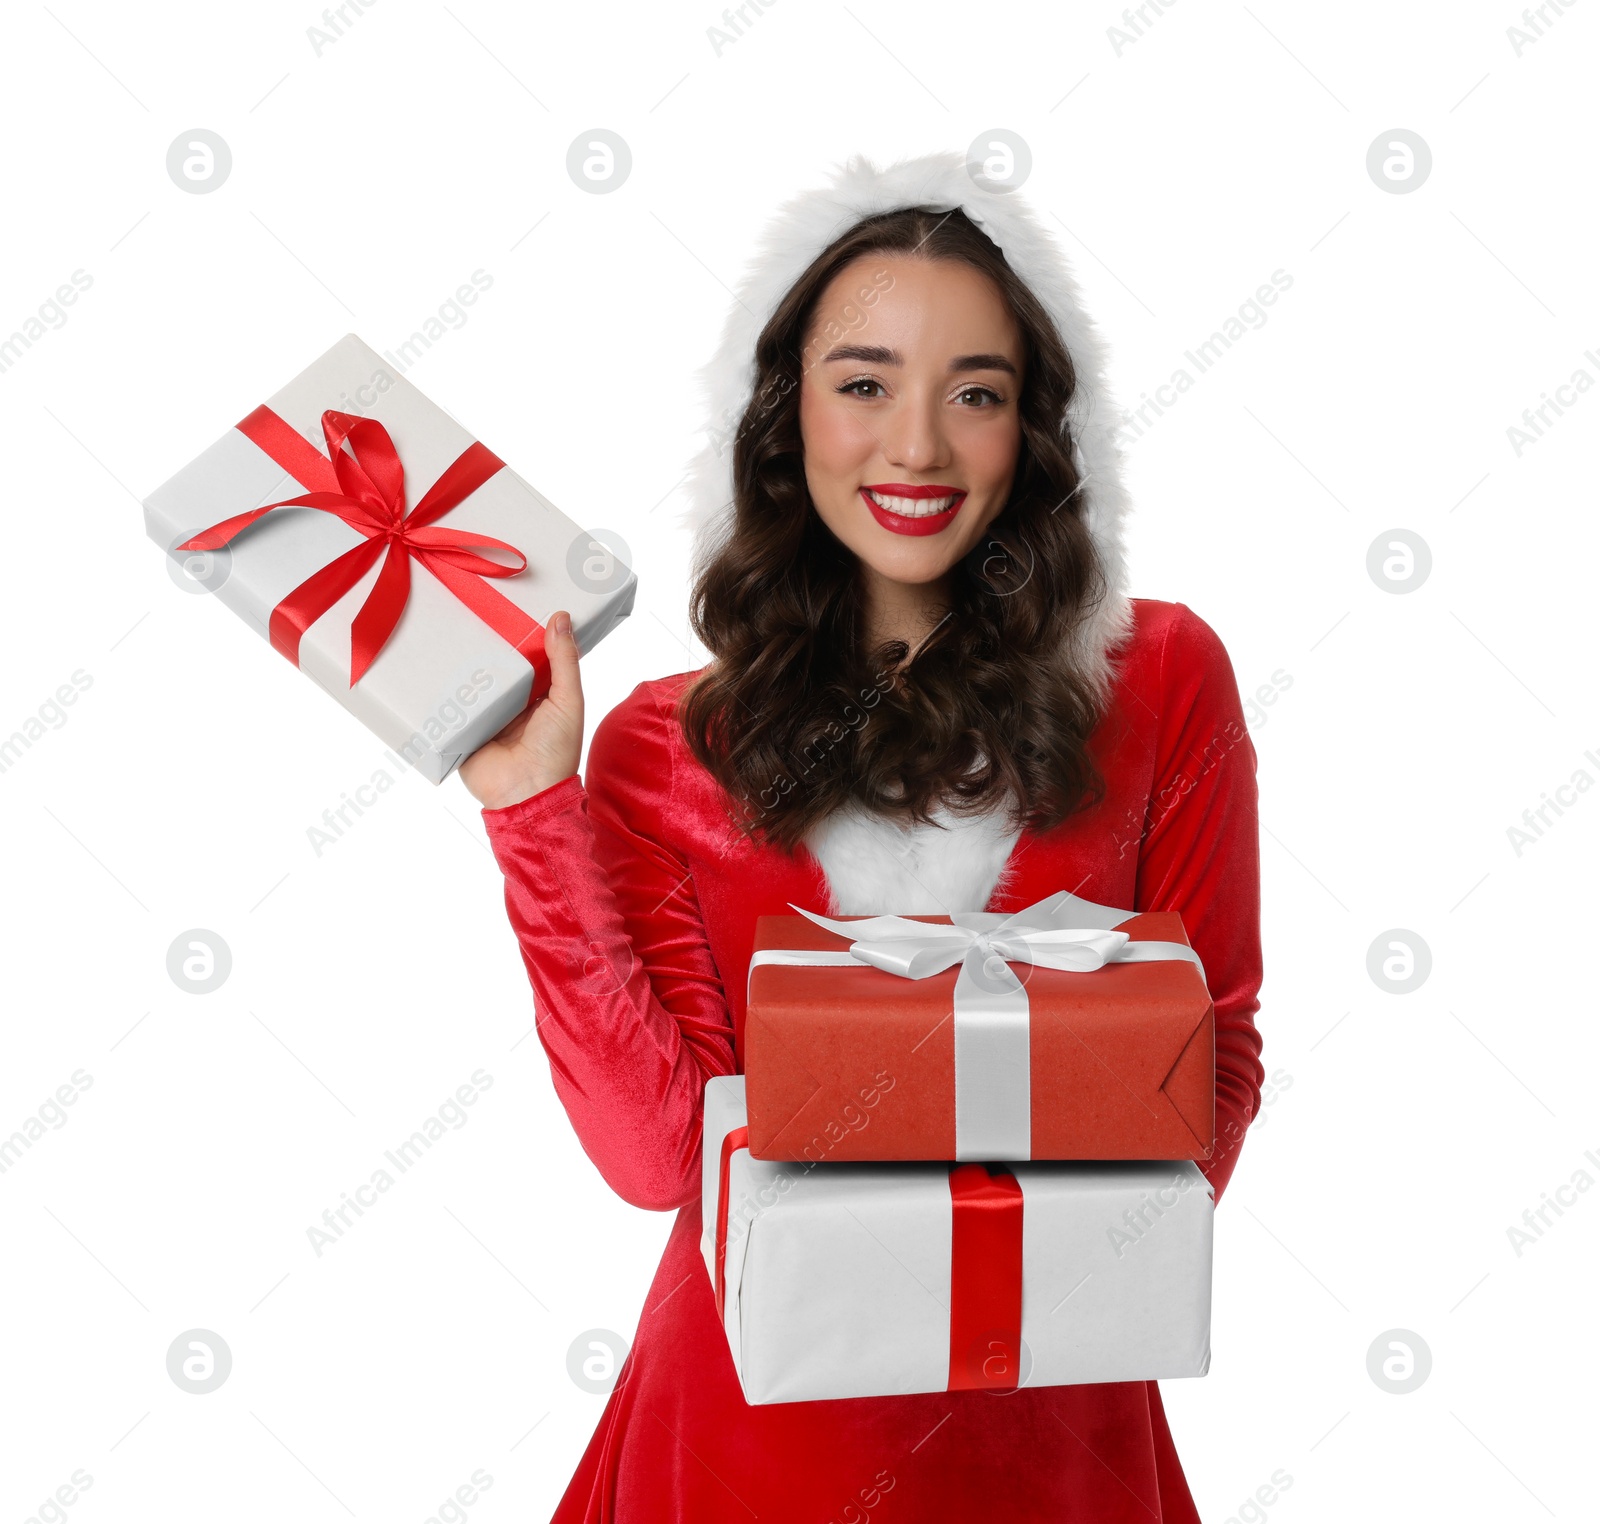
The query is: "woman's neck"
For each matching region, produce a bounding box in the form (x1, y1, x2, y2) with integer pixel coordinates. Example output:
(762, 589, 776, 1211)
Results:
(860, 563, 953, 661)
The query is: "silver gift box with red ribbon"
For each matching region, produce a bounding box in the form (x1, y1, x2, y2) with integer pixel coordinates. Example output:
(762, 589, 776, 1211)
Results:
(702, 1076, 1213, 1406)
(142, 333, 636, 784)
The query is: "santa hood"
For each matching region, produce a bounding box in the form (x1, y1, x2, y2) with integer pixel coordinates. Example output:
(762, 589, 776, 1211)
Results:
(676, 147, 1136, 699)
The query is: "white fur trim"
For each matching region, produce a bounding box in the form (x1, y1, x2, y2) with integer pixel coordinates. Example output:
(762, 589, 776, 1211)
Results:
(804, 798, 1025, 916)
(677, 146, 1135, 705)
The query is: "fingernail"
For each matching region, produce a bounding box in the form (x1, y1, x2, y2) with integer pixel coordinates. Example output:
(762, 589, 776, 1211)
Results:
(554, 610, 571, 638)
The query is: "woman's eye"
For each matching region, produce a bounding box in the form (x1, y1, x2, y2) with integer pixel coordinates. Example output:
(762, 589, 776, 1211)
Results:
(956, 385, 1002, 407)
(838, 377, 885, 399)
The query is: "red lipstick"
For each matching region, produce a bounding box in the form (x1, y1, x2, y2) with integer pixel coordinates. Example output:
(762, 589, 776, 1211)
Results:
(859, 483, 967, 537)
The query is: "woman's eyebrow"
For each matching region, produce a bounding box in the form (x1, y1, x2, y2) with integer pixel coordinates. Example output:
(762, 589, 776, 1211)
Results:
(950, 352, 1018, 376)
(820, 343, 1018, 376)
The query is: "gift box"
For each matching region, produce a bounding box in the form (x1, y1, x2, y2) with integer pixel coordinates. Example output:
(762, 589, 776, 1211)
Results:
(702, 1076, 1212, 1405)
(143, 333, 636, 784)
(743, 890, 1214, 1163)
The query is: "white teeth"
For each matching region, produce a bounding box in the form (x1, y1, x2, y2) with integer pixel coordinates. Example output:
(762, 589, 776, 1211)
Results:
(865, 490, 960, 516)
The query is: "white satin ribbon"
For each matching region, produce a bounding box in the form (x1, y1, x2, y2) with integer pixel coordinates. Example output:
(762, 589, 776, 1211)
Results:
(747, 889, 1206, 1161)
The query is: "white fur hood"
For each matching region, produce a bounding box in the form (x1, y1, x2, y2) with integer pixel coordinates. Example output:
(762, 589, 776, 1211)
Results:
(675, 149, 1135, 915)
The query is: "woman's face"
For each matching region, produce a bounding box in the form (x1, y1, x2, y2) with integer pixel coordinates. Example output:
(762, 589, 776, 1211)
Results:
(798, 252, 1025, 589)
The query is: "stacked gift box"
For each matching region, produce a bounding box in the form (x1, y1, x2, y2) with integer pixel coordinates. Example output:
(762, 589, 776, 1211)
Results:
(701, 894, 1217, 1405)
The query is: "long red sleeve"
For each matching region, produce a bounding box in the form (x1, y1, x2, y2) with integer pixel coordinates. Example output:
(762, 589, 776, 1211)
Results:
(481, 690, 736, 1212)
(1134, 604, 1266, 1203)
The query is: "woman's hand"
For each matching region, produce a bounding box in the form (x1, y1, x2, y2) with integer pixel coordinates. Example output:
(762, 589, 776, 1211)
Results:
(459, 609, 585, 810)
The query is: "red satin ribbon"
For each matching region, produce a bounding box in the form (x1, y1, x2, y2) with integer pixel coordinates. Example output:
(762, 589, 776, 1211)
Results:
(947, 1162, 1025, 1391)
(714, 1125, 750, 1323)
(711, 1135, 1025, 1393)
(179, 405, 550, 696)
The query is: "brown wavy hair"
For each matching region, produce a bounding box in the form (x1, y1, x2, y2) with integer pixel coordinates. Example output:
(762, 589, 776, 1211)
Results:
(680, 205, 1112, 855)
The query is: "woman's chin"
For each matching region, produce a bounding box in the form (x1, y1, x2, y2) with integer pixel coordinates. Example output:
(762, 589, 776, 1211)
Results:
(854, 543, 966, 588)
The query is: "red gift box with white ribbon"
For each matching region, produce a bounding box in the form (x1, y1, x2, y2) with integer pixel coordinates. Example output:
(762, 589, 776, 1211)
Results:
(743, 890, 1215, 1163)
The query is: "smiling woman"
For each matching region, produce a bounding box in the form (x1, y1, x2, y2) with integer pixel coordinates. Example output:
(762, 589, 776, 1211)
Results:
(680, 207, 1112, 853)
(459, 150, 1264, 1524)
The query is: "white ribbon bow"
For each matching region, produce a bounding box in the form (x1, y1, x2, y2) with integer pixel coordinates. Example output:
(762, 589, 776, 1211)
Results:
(749, 889, 1206, 1161)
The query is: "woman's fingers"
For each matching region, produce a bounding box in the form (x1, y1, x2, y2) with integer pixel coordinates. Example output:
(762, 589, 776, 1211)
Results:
(544, 609, 583, 717)
(458, 610, 585, 807)
(515, 610, 583, 783)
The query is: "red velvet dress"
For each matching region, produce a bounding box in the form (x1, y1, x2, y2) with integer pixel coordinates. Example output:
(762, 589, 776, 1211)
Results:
(481, 597, 1264, 1522)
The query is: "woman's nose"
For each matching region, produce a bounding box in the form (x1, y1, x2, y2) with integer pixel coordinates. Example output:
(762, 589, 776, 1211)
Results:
(878, 392, 952, 474)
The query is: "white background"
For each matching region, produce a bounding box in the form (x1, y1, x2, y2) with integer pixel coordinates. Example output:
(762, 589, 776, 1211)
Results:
(1, 2, 1595, 1520)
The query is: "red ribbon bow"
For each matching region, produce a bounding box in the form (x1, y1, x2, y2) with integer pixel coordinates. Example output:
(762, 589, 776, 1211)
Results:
(714, 1131, 1025, 1394)
(179, 405, 547, 690)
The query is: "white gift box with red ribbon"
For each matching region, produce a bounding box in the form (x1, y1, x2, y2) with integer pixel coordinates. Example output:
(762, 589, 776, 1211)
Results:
(702, 1076, 1213, 1405)
(142, 333, 636, 784)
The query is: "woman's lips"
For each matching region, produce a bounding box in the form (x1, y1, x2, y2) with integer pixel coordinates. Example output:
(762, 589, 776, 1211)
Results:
(859, 485, 967, 537)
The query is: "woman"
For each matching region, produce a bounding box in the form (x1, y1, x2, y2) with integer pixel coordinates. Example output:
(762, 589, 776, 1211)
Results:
(461, 150, 1264, 1521)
